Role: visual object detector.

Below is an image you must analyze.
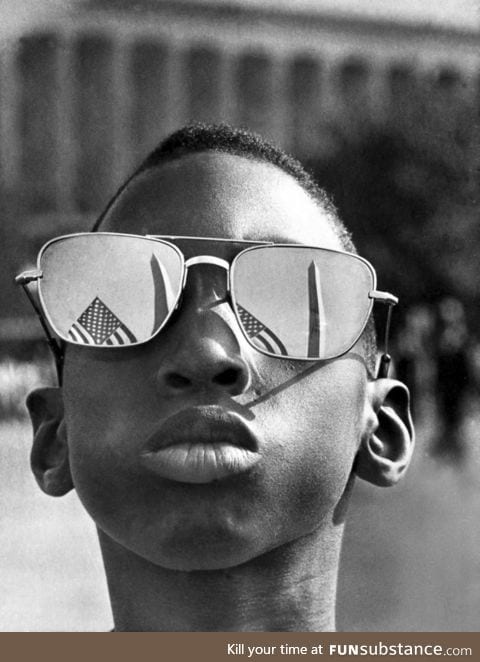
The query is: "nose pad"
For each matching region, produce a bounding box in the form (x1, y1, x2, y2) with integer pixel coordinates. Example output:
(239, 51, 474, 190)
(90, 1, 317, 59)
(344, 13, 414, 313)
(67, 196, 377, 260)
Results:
(156, 337, 251, 397)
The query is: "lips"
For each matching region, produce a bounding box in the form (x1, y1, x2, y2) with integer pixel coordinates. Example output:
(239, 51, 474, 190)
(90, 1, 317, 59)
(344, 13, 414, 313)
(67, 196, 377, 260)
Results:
(139, 406, 260, 484)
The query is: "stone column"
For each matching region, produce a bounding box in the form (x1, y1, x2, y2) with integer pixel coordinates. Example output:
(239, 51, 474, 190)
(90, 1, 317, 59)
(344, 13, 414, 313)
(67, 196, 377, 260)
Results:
(111, 35, 135, 183)
(163, 42, 187, 136)
(269, 52, 290, 149)
(54, 32, 77, 213)
(217, 49, 237, 125)
(0, 42, 20, 194)
(367, 62, 390, 125)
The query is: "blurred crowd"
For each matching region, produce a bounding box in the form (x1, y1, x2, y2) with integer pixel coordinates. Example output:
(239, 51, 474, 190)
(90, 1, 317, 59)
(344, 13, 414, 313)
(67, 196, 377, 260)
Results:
(394, 297, 479, 463)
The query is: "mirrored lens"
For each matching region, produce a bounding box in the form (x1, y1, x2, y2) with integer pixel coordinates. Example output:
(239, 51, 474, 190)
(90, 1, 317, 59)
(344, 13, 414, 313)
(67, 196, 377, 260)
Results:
(39, 234, 183, 346)
(232, 246, 374, 359)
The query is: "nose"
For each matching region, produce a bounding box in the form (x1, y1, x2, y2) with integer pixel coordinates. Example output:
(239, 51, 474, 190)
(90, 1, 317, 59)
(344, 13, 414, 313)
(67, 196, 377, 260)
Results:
(157, 336, 250, 397)
(154, 266, 252, 398)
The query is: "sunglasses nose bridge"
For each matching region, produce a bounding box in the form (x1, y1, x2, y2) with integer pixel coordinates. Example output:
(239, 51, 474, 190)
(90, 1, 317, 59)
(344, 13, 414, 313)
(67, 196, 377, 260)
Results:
(184, 255, 230, 270)
(182, 255, 232, 302)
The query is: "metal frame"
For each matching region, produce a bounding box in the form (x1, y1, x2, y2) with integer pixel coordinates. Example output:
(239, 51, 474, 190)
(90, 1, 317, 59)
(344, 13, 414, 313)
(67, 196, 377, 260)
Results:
(16, 232, 399, 383)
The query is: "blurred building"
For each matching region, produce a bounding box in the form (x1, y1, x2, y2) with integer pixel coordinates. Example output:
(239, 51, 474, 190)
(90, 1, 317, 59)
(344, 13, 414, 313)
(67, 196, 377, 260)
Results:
(2, 0, 480, 338)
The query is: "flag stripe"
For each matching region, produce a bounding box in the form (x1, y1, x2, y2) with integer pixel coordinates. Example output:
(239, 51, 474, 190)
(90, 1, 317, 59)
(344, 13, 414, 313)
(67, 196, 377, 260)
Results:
(255, 334, 275, 354)
(68, 326, 81, 343)
(237, 304, 288, 356)
(266, 331, 287, 356)
(69, 323, 93, 345)
(121, 323, 137, 343)
(68, 296, 138, 345)
(67, 327, 80, 343)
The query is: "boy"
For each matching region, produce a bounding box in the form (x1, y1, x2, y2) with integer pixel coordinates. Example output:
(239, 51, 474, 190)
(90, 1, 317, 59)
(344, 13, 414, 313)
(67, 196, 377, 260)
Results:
(19, 124, 414, 631)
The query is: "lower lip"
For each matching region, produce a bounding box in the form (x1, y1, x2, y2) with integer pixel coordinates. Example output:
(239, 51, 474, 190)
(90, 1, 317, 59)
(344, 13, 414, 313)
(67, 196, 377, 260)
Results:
(140, 443, 260, 484)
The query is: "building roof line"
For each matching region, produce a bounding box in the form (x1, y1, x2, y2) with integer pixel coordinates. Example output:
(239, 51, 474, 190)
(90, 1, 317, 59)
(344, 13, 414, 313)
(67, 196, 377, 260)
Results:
(84, 0, 480, 42)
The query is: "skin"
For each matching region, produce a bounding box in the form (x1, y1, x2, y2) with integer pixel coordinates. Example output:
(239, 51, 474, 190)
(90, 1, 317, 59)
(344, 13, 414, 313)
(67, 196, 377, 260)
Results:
(30, 152, 413, 631)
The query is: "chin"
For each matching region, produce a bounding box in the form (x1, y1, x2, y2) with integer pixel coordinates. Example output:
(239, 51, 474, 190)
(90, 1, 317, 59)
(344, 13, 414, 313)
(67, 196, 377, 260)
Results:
(138, 522, 269, 572)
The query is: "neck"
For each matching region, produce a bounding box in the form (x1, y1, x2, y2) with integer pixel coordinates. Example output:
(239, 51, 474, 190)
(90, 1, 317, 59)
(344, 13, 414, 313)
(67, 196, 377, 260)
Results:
(99, 525, 343, 632)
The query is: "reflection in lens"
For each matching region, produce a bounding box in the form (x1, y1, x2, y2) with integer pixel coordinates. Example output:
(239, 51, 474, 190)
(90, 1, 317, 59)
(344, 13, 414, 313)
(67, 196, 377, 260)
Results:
(237, 304, 288, 356)
(233, 246, 374, 359)
(39, 235, 183, 345)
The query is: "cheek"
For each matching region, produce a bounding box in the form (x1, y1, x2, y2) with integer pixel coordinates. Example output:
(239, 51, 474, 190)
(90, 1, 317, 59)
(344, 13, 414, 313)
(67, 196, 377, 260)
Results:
(61, 351, 368, 569)
(62, 348, 163, 445)
(61, 354, 156, 519)
(249, 359, 366, 535)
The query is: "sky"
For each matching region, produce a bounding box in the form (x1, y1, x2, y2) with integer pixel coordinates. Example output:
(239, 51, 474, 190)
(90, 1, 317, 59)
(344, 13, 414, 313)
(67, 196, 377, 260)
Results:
(223, 0, 479, 29)
(0, 0, 478, 33)
(0, 0, 73, 35)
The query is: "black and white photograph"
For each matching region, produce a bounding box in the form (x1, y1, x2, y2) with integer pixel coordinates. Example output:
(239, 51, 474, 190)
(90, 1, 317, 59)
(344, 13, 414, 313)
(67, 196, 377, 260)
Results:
(0, 0, 479, 633)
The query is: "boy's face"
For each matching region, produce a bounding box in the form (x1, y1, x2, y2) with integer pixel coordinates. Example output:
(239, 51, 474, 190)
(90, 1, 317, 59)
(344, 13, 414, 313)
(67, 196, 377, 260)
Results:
(61, 153, 371, 571)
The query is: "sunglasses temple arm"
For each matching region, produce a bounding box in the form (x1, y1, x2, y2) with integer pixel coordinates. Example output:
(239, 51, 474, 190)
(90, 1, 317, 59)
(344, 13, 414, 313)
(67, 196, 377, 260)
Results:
(17, 280, 64, 386)
(376, 301, 395, 379)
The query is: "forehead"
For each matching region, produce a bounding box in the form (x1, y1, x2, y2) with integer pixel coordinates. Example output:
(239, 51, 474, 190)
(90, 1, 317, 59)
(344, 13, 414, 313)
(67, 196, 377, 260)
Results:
(101, 152, 341, 249)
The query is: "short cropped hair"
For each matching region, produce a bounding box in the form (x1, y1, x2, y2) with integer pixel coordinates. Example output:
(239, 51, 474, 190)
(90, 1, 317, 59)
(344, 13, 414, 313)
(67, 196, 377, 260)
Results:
(93, 123, 377, 374)
(93, 124, 357, 245)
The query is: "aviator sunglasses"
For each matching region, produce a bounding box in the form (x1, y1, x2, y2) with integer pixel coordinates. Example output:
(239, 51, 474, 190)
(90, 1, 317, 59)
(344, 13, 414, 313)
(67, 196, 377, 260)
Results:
(16, 233, 398, 384)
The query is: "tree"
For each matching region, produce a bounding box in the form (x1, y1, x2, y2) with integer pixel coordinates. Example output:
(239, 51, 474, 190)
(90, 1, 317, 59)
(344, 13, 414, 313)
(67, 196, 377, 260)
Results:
(309, 77, 480, 331)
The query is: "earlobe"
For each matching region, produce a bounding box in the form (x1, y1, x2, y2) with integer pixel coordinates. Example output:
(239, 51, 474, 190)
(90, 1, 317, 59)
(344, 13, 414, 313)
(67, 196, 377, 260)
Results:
(355, 379, 415, 487)
(27, 387, 74, 497)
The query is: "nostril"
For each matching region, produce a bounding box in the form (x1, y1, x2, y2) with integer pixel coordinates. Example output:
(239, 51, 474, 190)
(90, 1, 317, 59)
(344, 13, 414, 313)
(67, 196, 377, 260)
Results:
(213, 368, 240, 386)
(165, 373, 191, 390)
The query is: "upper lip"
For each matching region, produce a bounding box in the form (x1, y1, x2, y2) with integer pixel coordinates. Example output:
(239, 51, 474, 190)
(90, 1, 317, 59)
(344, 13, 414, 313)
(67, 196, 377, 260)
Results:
(142, 405, 259, 453)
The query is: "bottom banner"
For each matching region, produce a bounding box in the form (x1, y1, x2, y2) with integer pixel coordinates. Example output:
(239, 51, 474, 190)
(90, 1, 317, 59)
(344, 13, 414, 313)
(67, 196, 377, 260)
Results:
(0, 632, 478, 662)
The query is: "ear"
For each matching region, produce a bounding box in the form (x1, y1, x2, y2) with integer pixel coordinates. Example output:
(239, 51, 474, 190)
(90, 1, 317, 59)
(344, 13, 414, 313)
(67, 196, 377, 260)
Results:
(355, 378, 415, 487)
(26, 387, 74, 497)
